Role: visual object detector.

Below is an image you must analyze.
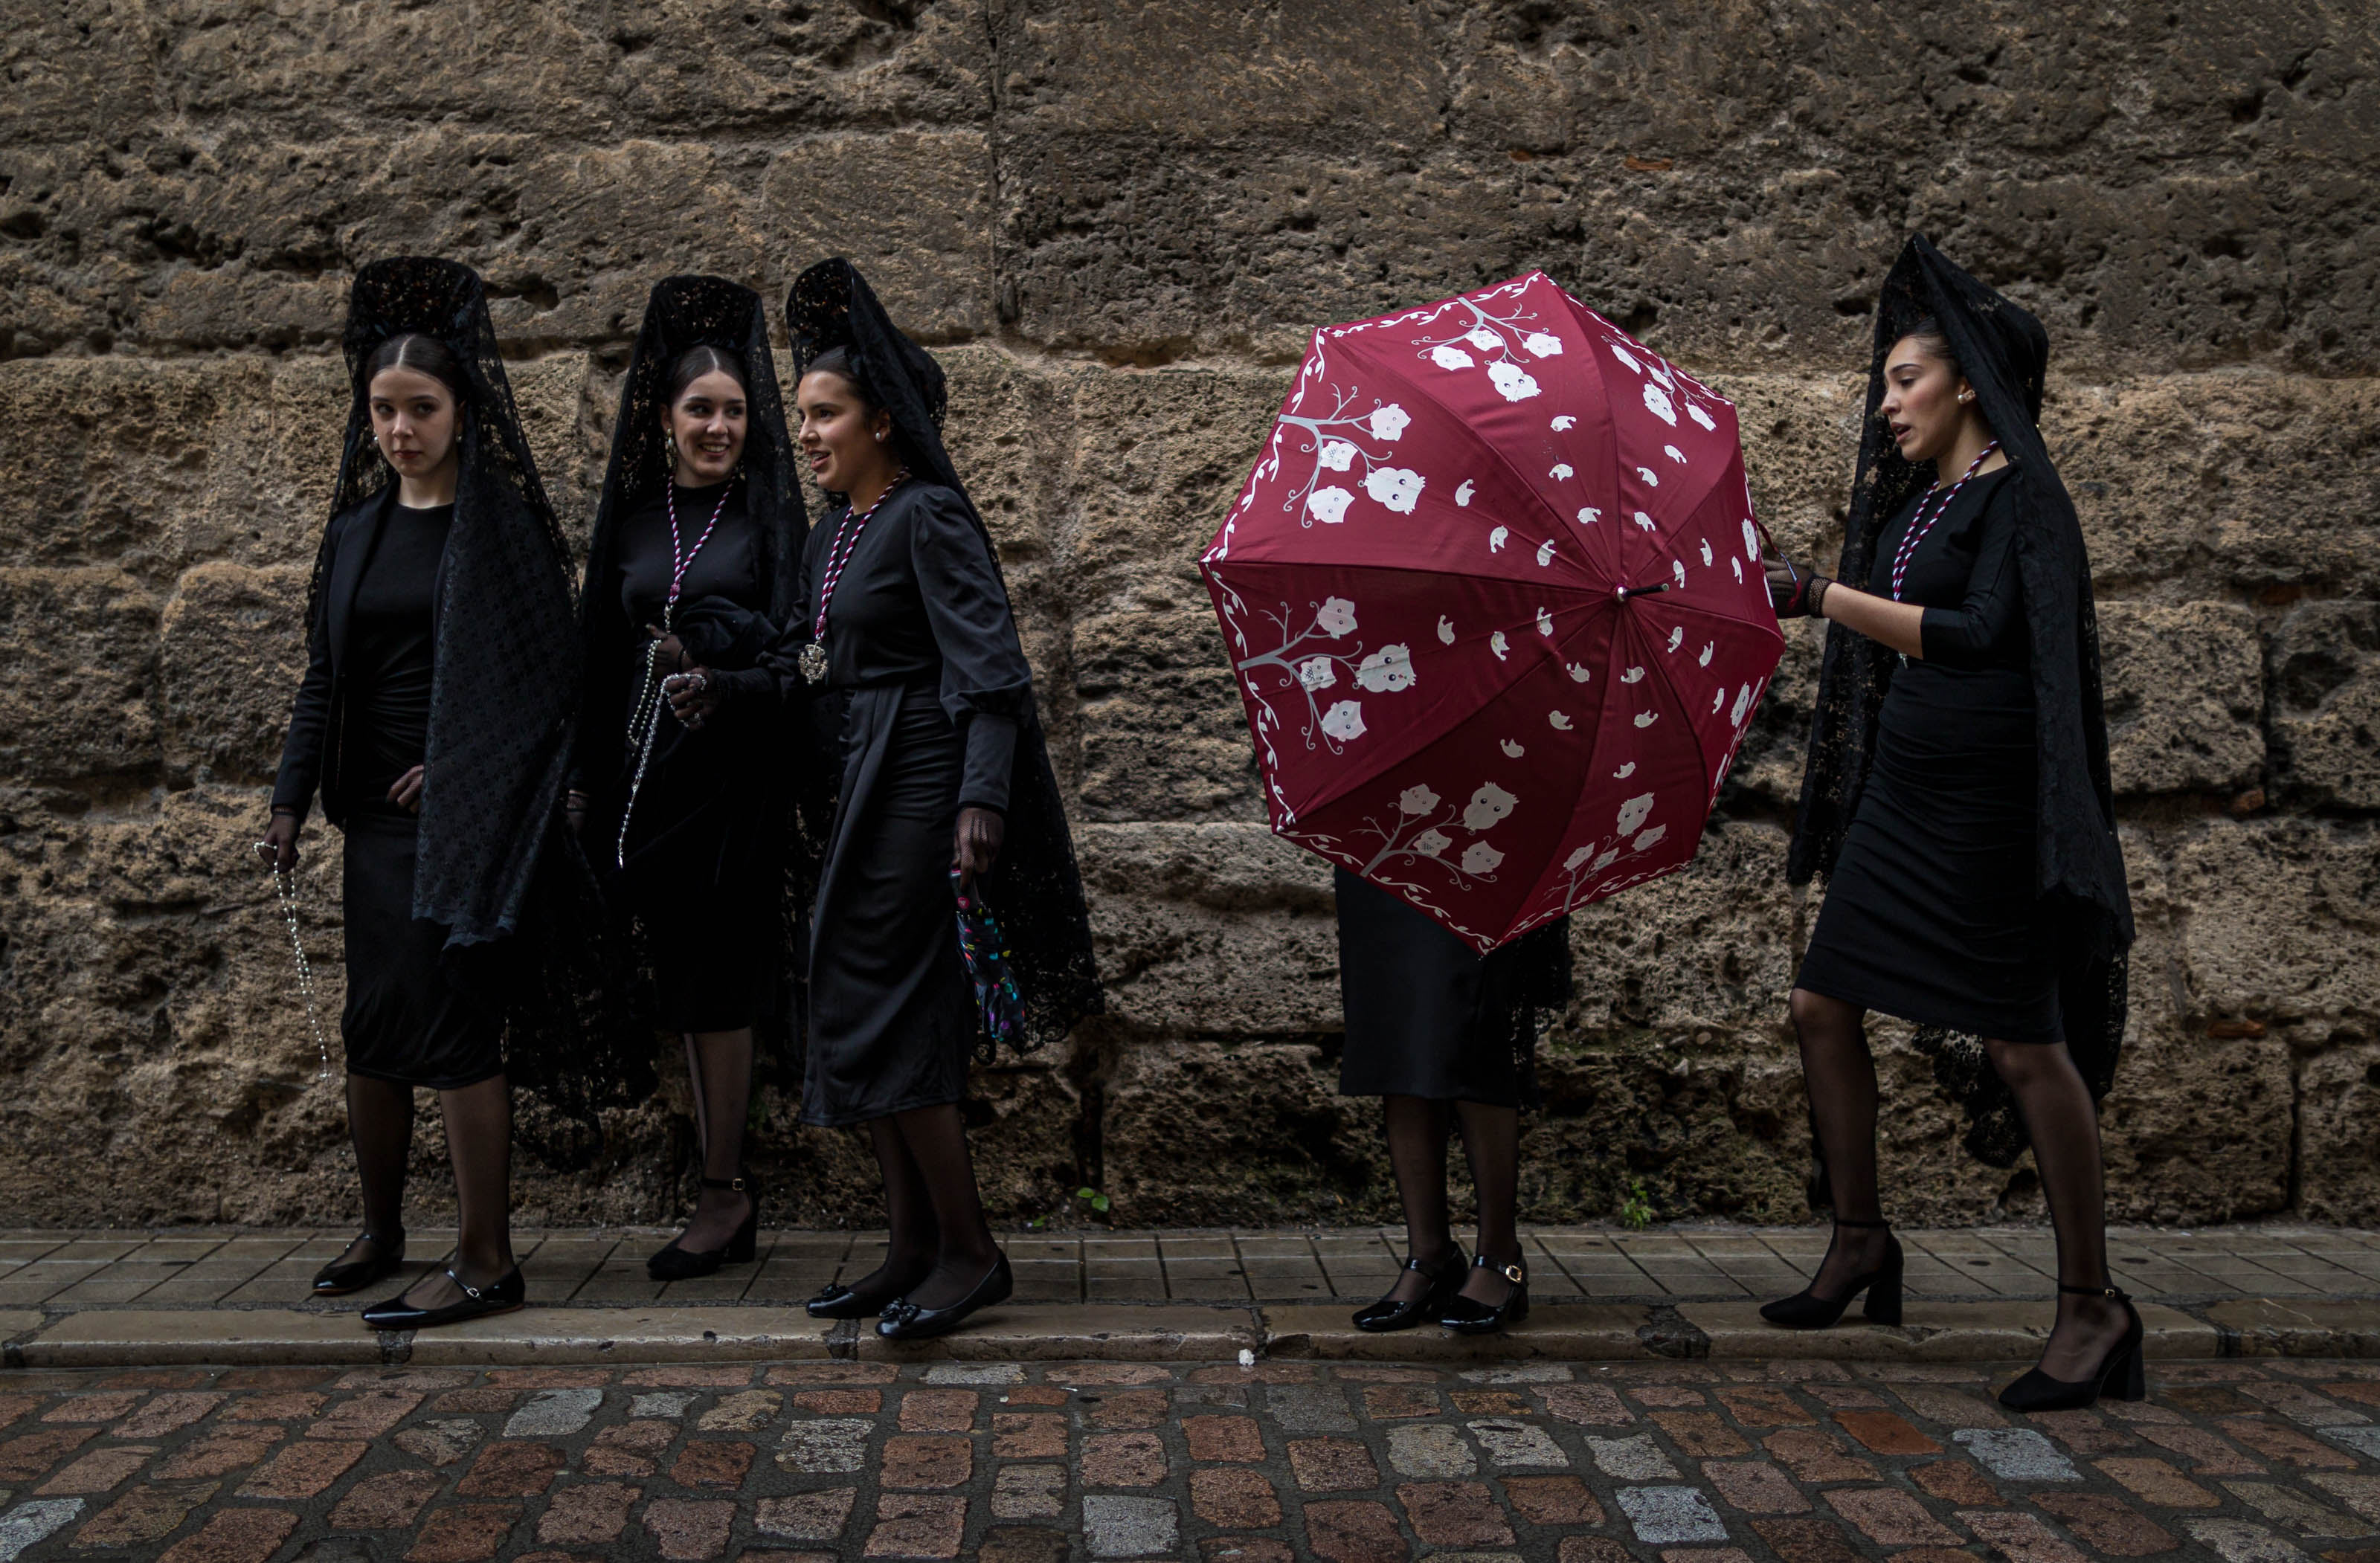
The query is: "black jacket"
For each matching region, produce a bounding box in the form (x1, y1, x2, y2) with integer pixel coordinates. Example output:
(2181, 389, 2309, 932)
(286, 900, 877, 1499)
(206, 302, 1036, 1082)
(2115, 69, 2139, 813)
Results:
(272, 487, 449, 827)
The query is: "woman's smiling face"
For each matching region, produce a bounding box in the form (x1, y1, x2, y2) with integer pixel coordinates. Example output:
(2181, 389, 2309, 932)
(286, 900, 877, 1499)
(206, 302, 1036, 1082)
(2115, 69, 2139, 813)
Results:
(796, 368, 892, 495)
(663, 370, 747, 485)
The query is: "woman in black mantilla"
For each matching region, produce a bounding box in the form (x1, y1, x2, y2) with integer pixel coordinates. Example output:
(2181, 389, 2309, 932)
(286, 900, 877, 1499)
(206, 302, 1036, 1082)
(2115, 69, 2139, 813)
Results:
(786, 259, 1102, 1342)
(1336, 877, 1570, 1337)
(262, 258, 582, 1329)
(1762, 238, 2138, 1411)
(568, 276, 813, 1280)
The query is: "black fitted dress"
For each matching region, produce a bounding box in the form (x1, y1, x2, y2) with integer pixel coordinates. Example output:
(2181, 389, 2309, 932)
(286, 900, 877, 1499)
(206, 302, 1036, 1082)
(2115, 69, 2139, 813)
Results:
(330, 501, 505, 1089)
(800, 482, 1027, 1128)
(1795, 465, 2062, 1043)
(587, 480, 787, 1033)
(1334, 869, 1528, 1106)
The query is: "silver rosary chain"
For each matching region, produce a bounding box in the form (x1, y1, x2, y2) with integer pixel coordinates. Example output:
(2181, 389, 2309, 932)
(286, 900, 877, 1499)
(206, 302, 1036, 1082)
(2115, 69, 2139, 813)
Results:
(270, 865, 335, 1080)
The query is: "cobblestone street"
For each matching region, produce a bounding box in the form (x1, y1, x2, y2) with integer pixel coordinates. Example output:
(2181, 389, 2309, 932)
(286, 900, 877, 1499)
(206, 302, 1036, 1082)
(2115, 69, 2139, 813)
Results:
(1, 1353, 2380, 1560)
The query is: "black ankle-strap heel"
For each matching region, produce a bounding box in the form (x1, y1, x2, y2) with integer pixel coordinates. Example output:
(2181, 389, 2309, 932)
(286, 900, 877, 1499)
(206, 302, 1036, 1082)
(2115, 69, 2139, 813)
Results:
(647, 1172, 761, 1282)
(1758, 1217, 1903, 1330)
(1998, 1283, 2146, 1411)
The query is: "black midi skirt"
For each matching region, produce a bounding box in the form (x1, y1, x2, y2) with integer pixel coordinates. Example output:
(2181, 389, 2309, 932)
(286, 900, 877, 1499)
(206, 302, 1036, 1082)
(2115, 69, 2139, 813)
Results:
(1796, 665, 2063, 1044)
(802, 684, 975, 1127)
(612, 719, 782, 1035)
(341, 810, 505, 1089)
(1334, 868, 1522, 1107)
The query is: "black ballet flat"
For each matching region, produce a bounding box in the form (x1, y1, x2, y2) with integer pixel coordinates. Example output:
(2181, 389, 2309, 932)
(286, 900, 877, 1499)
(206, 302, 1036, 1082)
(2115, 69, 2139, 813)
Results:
(876, 1255, 1014, 1342)
(1353, 1242, 1470, 1332)
(360, 1266, 524, 1331)
(808, 1254, 933, 1321)
(312, 1230, 405, 1298)
(648, 1174, 759, 1282)
(1998, 1285, 2146, 1411)
(1759, 1217, 1903, 1329)
(1440, 1252, 1530, 1335)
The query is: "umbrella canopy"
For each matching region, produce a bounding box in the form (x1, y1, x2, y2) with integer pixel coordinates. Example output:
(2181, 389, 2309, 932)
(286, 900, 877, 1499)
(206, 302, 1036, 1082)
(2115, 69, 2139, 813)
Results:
(1200, 272, 1783, 952)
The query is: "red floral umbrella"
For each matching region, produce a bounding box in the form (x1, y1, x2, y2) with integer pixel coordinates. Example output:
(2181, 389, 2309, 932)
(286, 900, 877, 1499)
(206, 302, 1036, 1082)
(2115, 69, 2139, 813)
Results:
(1199, 272, 1782, 952)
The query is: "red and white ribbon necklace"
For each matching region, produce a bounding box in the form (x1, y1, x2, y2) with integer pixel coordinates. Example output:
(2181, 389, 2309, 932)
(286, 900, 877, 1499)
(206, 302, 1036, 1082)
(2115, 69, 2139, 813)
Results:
(662, 474, 738, 630)
(811, 469, 909, 641)
(1889, 441, 2000, 601)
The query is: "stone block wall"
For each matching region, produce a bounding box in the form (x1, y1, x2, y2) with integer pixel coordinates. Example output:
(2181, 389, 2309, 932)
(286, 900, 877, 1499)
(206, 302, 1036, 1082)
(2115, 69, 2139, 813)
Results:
(0, 0, 2373, 1231)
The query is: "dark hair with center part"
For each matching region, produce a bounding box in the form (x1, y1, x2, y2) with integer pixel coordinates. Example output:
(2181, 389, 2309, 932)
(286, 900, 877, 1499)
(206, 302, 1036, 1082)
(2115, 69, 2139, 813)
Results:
(364, 332, 469, 402)
(663, 344, 748, 405)
(1900, 315, 1960, 376)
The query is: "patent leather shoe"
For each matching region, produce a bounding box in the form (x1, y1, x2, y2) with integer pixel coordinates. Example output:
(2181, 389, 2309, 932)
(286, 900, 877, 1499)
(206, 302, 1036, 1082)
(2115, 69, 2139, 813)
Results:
(360, 1266, 524, 1331)
(1759, 1218, 1903, 1328)
(1353, 1242, 1469, 1332)
(877, 1255, 1014, 1342)
(648, 1174, 759, 1282)
(1998, 1286, 2146, 1411)
(1440, 1251, 1530, 1335)
(312, 1231, 405, 1298)
(808, 1254, 933, 1321)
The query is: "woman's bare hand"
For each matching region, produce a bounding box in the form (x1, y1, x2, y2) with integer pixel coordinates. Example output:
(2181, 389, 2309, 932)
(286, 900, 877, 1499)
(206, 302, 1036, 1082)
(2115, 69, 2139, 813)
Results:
(646, 626, 689, 673)
(388, 765, 425, 814)
(257, 812, 301, 873)
(953, 807, 1005, 889)
(666, 667, 722, 729)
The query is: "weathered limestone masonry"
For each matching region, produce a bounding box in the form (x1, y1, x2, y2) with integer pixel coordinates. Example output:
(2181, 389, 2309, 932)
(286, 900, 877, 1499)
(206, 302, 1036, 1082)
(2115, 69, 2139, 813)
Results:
(0, 2, 2373, 1233)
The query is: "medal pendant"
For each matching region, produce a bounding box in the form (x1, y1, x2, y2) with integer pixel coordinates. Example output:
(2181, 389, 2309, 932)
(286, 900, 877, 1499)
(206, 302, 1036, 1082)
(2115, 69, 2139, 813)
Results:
(799, 641, 829, 684)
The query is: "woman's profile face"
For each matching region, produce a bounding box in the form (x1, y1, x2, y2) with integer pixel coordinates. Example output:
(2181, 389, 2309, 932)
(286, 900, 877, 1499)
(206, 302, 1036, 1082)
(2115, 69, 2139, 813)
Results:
(663, 370, 747, 486)
(1879, 335, 1978, 465)
(368, 367, 460, 480)
(795, 369, 892, 494)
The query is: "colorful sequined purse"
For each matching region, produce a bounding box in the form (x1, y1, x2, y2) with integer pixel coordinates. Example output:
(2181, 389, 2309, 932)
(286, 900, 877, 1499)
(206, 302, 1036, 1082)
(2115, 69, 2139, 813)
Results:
(952, 869, 1025, 1052)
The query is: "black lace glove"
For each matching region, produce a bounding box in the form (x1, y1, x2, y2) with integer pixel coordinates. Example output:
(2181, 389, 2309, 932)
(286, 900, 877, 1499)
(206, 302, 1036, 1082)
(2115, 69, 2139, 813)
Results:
(1765, 556, 1833, 618)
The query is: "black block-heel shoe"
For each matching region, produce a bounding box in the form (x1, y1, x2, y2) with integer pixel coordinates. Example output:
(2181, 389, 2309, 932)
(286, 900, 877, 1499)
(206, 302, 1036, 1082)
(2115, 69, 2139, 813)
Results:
(1759, 1217, 1903, 1328)
(360, 1266, 524, 1331)
(808, 1253, 936, 1321)
(312, 1230, 405, 1298)
(1998, 1285, 2146, 1411)
(648, 1174, 759, 1282)
(877, 1254, 1014, 1342)
(1354, 1242, 1470, 1332)
(1441, 1252, 1530, 1335)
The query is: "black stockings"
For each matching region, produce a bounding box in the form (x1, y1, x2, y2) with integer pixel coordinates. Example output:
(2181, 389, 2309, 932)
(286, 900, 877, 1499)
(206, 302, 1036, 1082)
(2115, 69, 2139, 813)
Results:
(342, 1074, 414, 1269)
(1789, 987, 2126, 1377)
(394, 1073, 516, 1309)
(856, 1103, 1001, 1311)
(1378, 1095, 1522, 1306)
(676, 1029, 756, 1251)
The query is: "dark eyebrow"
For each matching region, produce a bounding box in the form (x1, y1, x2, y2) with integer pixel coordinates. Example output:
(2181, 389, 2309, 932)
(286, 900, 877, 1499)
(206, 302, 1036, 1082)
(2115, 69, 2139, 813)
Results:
(1886, 357, 1926, 376)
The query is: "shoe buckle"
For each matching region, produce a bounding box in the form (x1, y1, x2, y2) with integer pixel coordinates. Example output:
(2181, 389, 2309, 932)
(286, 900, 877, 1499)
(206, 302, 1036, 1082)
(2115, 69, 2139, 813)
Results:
(1501, 1263, 1525, 1285)
(448, 1268, 483, 1302)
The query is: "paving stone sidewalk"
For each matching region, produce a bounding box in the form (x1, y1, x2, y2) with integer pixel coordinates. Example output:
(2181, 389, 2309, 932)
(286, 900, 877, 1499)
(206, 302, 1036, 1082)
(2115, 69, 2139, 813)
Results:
(7, 1225, 2376, 1312)
(3, 1352, 2380, 1561)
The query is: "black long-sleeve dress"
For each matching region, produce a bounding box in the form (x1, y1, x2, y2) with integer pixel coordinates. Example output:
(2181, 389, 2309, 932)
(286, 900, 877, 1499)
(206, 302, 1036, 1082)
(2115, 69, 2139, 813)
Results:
(800, 480, 1029, 1127)
(271, 494, 504, 1089)
(576, 480, 790, 1033)
(1795, 465, 2062, 1044)
(1334, 869, 1531, 1106)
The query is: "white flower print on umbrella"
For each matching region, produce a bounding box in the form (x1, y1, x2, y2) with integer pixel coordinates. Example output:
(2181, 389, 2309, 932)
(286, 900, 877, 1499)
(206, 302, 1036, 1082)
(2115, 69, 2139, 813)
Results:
(1316, 596, 1358, 637)
(1399, 784, 1439, 815)
(1354, 775, 1518, 889)
(1431, 344, 1475, 370)
(1460, 840, 1505, 875)
(1362, 466, 1425, 514)
(1296, 656, 1337, 690)
(1355, 644, 1416, 692)
(1523, 332, 1564, 358)
(1642, 381, 1676, 425)
(1272, 386, 1421, 526)
(1229, 594, 1405, 755)
(1319, 701, 1366, 741)
(1488, 361, 1541, 402)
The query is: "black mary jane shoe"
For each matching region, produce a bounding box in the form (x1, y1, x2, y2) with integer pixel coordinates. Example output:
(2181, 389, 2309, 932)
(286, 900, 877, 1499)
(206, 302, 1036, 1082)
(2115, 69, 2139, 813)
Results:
(1353, 1242, 1470, 1332)
(648, 1174, 759, 1283)
(1441, 1251, 1531, 1335)
(312, 1231, 406, 1298)
(808, 1255, 933, 1321)
(1998, 1285, 2146, 1412)
(877, 1255, 1014, 1342)
(1758, 1217, 1903, 1329)
(360, 1265, 524, 1331)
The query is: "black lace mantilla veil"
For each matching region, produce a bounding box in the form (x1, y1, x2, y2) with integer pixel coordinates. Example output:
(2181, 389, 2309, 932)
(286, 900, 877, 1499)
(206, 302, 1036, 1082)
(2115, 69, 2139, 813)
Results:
(1788, 236, 2136, 1170)
(573, 274, 825, 1072)
(785, 258, 1104, 1055)
(320, 258, 640, 1159)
